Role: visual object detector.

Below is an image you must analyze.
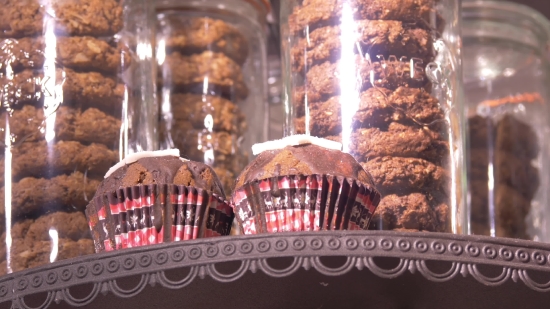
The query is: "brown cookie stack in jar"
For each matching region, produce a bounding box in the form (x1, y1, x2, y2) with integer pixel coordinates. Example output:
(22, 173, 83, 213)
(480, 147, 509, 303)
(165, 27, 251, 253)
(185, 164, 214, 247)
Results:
(281, 0, 464, 233)
(156, 0, 270, 196)
(0, 0, 155, 273)
(468, 94, 541, 239)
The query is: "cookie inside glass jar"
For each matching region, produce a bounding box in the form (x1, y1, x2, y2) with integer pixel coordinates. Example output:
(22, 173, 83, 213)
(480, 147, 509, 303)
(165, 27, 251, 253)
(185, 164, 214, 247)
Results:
(281, 0, 463, 233)
(0, 0, 154, 273)
(155, 2, 269, 197)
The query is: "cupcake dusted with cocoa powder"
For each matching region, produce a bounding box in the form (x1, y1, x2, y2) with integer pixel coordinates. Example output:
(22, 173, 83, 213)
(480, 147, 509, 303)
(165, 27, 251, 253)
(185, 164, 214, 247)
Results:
(232, 136, 381, 234)
(86, 150, 233, 252)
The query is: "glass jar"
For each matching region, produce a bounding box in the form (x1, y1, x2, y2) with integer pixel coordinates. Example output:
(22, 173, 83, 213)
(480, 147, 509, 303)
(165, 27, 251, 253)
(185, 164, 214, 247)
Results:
(0, 0, 156, 273)
(463, 1, 550, 241)
(156, 0, 269, 195)
(281, 0, 465, 233)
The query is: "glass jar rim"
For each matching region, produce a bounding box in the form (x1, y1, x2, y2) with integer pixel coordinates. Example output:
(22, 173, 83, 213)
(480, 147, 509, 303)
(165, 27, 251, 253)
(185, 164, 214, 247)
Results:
(463, 0, 550, 49)
(156, 0, 270, 26)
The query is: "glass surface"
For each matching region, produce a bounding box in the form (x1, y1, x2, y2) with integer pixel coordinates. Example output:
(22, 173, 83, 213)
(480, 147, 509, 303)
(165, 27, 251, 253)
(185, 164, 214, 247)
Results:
(281, 0, 464, 233)
(463, 0, 550, 241)
(155, 0, 269, 196)
(0, 0, 156, 273)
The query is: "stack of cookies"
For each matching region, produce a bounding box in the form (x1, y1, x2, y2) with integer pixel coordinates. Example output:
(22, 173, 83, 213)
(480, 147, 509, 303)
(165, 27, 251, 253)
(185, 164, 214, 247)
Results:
(468, 114, 539, 239)
(0, 0, 127, 272)
(157, 16, 250, 195)
(289, 0, 450, 232)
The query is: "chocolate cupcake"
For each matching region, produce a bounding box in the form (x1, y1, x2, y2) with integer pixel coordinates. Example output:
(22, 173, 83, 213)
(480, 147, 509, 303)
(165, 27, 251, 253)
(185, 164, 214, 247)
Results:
(232, 136, 381, 234)
(85, 150, 233, 252)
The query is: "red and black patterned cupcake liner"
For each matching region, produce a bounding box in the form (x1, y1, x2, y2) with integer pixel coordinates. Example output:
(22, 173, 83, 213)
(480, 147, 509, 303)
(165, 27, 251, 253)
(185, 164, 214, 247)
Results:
(231, 174, 380, 235)
(85, 184, 233, 252)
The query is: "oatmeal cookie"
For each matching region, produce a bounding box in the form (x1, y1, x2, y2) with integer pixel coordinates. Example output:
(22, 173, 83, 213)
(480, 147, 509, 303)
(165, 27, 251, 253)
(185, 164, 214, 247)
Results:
(0, 69, 125, 112)
(0, 140, 118, 181)
(361, 156, 448, 195)
(9, 238, 94, 272)
(161, 51, 248, 100)
(0, 0, 123, 37)
(1, 105, 121, 146)
(294, 87, 444, 135)
(303, 56, 428, 103)
(346, 122, 449, 163)
(368, 192, 448, 232)
(161, 17, 249, 65)
(291, 20, 433, 72)
(289, 0, 437, 35)
(169, 93, 247, 133)
(1, 36, 130, 73)
(20, 212, 91, 246)
(0, 172, 100, 218)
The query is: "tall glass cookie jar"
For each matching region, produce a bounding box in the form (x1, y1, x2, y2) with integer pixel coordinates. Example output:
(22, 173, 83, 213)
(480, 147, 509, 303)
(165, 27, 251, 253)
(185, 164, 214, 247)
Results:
(156, 0, 269, 195)
(463, 1, 550, 241)
(0, 0, 156, 273)
(281, 0, 464, 233)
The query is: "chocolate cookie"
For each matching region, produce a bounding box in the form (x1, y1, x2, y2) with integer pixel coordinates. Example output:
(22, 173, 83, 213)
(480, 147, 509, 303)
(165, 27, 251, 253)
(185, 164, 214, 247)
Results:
(495, 114, 539, 160)
(368, 192, 448, 232)
(468, 115, 491, 149)
(289, 0, 437, 35)
(291, 20, 433, 72)
(161, 17, 249, 65)
(161, 51, 249, 100)
(1, 105, 121, 146)
(0, 0, 123, 37)
(1, 36, 130, 73)
(494, 150, 539, 200)
(467, 148, 489, 182)
(294, 87, 444, 135)
(346, 122, 449, 163)
(469, 181, 531, 224)
(361, 156, 448, 195)
(169, 93, 247, 133)
(1, 69, 124, 112)
(9, 238, 94, 272)
(0, 140, 118, 181)
(303, 56, 429, 103)
(494, 185, 530, 239)
(0, 172, 100, 218)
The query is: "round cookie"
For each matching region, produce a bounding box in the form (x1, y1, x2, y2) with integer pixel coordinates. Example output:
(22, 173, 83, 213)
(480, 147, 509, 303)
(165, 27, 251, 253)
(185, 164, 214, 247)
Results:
(161, 17, 249, 65)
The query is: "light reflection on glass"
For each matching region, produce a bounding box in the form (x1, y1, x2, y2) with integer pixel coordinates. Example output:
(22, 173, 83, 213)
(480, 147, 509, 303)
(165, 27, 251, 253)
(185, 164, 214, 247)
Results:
(43, 19, 58, 144)
(4, 115, 12, 274)
(156, 39, 166, 66)
(48, 229, 59, 263)
(338, 2, 360, 153)
(204, 114, 214, 132)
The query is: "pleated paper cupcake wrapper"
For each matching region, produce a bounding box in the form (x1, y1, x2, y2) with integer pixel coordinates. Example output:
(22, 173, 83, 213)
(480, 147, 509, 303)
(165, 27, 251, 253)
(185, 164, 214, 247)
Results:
(85, 184, 234, 252)
(231, 174, 381, 235)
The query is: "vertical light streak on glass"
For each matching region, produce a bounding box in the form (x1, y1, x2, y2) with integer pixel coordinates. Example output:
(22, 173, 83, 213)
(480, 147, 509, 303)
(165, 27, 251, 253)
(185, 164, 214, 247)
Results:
(48, 229, 59, 263)
(202, 77, 209, 95)
(161, 88, 173, 148)
(43, 14, 58, 144)
(338, 3, 360, 153)
(304, 25, 310, 135)
(4, 116, 12, 273)
(156, 39, 166, 66)
(121, 87, 130, 158)
(488, 162, 496, 237)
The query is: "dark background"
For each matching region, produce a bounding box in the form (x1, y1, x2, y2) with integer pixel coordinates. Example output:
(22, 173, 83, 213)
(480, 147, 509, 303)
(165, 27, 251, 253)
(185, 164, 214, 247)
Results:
(513, 0, 550, 18)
